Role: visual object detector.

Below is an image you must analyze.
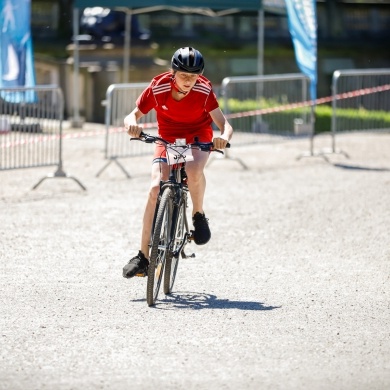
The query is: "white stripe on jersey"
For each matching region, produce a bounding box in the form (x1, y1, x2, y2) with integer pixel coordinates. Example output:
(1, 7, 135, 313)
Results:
(192, 85, 211, 95)
(153, 84, 171, 95)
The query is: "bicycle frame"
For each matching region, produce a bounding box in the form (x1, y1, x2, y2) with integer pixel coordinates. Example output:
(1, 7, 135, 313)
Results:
(130, 132, 229, 305)
(152, 163, 190, 257)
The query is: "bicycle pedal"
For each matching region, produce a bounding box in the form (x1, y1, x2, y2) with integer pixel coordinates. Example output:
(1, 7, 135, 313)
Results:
(135, 271, 147, 277)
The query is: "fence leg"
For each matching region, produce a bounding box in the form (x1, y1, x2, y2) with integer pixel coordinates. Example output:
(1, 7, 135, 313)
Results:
(32, 164, 87, 190)
(296, 133, 349, 162)
(207, 149, 249, 170)
(297, 147, 349, 162)
(296, 133, 329, 162)
(96, 157, 132, 178)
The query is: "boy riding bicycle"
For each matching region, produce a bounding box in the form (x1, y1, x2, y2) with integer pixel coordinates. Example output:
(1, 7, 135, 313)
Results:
(123, 46, 233, 279)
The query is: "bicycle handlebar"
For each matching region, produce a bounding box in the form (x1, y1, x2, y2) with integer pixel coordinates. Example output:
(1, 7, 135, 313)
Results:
(131, 132, 230, 153)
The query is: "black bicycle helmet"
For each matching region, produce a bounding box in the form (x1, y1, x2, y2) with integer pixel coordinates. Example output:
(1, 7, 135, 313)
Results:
(171, 47, 205, 74)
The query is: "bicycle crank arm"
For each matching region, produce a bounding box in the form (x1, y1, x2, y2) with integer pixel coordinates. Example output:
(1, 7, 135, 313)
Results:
(172, 232, 194, 258)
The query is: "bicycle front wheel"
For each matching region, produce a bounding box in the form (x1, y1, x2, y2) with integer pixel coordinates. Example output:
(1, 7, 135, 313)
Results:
(163, 197, 188, 295)
(147, 187, 173, 306)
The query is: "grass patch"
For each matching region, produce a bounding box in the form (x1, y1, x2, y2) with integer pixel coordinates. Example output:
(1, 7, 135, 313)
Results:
(219, 98, 390, 134)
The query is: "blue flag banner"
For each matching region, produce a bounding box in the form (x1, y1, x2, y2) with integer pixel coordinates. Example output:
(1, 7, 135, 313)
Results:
(285, 0, 317, 101)
(0, 0, 36, 102)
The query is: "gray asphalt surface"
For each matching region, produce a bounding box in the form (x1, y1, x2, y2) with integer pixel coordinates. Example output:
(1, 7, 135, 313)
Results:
(1, 127, 389, 390)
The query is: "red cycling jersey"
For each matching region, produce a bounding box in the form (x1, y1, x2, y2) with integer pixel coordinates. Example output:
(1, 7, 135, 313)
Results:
(136, 72, 220, 144)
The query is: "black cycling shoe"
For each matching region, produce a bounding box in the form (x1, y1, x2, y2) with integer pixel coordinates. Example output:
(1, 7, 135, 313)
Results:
(192, 212, 211, 245)
(123, 251, 149, 278)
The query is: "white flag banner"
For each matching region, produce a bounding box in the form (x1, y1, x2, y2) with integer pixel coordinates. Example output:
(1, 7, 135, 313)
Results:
(0, 0, 36, 101)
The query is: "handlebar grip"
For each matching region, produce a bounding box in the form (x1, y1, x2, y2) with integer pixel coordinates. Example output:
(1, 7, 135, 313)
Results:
(129, 130, 145, 141)
(213, 142, 230, 149)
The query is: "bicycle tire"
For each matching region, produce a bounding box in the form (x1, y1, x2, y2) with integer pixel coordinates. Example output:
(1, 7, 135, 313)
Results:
(163, 197, 188, 295)
(146, 187, 173, 306)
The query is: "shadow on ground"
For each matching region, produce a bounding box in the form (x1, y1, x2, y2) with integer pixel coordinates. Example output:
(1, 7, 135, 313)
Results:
(134, 292, 281, 311)
(331, 163, 390, 172)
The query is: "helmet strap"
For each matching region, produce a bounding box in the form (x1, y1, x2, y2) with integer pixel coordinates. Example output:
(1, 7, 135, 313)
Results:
(171, 77, 189, 95)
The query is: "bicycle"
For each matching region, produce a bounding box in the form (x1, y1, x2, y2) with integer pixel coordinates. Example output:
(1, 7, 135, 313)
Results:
(131, 132, 229, 306)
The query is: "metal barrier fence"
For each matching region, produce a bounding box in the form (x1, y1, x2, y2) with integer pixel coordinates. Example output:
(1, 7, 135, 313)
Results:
(99, 74, 314, 175)
(216, 73, 314, 168)
(97, 83, 157, 178)
(220, 73, 314, 144)
(331, 68, 390, 154)
(0, 85, 85, 189)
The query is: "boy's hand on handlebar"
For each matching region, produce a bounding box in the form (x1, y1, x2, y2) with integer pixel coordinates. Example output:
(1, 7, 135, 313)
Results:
(125, 124, 143, 138)
(212, 136, 230, 150)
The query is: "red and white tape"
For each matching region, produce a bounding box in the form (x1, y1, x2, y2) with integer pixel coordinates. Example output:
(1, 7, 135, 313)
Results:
(225, 83, 390, 119)
(1, 127, 123, 149)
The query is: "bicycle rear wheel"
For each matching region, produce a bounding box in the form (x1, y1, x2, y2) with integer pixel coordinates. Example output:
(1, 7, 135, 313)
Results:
(163, 197, 188, 295)
(147, 187, 173, 306)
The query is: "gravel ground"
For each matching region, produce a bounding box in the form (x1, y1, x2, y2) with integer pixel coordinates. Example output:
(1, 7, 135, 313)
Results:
(1, 127, 389, 390)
